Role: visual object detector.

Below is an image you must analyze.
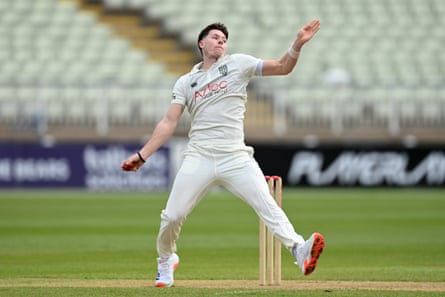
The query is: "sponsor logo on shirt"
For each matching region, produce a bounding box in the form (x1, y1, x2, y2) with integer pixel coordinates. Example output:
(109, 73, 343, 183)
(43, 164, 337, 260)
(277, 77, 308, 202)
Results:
(194, 80, 228, 101)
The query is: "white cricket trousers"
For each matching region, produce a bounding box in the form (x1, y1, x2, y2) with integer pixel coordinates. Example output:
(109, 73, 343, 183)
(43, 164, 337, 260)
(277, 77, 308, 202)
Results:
(156, 144, 305, 258)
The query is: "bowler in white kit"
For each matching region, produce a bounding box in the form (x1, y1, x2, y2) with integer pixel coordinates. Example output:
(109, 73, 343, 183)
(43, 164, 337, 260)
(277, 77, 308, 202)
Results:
(121, 20, 325, 287)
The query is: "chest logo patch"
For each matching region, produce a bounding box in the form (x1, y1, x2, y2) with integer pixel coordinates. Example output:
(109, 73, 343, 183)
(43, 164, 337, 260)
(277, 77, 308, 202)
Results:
(218, 64, 228, 76)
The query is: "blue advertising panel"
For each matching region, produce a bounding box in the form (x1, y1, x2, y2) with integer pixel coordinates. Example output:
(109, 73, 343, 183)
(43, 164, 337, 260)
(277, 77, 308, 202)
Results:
(0, 143, 170, 190)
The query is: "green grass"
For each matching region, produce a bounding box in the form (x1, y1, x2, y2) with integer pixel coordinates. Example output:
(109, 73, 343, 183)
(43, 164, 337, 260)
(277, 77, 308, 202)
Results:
(0, 188, 444, 296)
(1, 288, 444, 297)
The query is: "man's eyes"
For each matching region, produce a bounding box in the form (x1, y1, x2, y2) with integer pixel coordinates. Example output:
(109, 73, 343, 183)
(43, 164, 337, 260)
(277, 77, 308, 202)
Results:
(212, 36, 226, 42)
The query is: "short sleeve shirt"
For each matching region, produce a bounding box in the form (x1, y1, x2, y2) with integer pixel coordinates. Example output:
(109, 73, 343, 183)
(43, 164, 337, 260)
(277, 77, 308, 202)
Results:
(171, 54, 262, 145)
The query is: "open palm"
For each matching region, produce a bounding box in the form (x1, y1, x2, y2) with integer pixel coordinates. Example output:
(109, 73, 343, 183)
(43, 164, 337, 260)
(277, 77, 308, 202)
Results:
(297, 19, 321, 43)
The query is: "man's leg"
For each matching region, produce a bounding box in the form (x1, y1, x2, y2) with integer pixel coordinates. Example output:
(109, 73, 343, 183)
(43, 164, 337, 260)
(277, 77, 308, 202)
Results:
(157, 152, 216, 258)
(220, 151, 325, 275)
(218, 150, 305, 250)
(155, 152, 216, 287)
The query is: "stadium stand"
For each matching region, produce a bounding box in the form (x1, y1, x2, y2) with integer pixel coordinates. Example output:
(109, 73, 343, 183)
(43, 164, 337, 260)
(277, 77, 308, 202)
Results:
(0, 0, 444, 142)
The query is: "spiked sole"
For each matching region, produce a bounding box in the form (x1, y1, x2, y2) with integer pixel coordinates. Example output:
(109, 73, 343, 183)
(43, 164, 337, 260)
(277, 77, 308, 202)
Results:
(303, 232, 325, 276)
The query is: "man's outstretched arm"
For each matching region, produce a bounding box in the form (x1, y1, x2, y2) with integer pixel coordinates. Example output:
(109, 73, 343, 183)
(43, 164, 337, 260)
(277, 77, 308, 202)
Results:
(262, 19, 320, 76)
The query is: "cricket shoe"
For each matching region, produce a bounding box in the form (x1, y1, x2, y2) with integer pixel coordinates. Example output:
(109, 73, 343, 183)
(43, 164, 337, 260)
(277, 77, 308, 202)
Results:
(294, 232, 325, 276)
(155, 253, 179, 287)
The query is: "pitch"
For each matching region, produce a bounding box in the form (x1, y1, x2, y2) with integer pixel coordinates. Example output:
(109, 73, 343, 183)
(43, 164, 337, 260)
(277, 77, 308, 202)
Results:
(0, 188, 444, 296)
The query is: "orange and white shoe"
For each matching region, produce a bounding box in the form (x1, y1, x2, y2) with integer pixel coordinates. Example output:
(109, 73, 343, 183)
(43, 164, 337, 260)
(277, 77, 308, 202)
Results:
(294, 232, 325, 275)
(155, 253, 179, 287)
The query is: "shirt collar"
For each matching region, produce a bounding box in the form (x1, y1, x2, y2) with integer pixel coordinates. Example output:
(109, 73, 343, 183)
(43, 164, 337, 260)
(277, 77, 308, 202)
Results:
(191, 55, 227, 73)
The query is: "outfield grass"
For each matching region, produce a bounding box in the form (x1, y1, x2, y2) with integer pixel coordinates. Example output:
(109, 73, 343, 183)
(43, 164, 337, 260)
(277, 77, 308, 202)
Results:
(0, 188, 444, 296)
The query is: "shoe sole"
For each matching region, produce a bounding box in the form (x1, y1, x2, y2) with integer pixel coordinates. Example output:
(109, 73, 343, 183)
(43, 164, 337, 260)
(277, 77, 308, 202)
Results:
(155, 262, 179, 287)
(303, 232, 325, 276)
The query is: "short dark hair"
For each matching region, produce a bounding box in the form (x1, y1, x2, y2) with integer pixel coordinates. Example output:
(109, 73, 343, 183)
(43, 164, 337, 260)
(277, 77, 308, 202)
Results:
(197, 23, 229, 55)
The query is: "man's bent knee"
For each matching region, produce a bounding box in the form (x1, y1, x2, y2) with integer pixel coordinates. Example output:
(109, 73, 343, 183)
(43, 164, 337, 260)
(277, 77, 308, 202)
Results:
(160, 210, 186, 226)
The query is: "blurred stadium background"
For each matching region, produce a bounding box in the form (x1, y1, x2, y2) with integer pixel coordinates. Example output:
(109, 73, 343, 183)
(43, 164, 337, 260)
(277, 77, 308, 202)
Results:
(1, 3, 443, 292)
(0, 0, 444, 189)
(1, 0, 444, 143)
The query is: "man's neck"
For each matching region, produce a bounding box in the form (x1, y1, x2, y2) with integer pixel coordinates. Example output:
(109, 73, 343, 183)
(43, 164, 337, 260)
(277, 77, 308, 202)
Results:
(200, 55, 222, 71)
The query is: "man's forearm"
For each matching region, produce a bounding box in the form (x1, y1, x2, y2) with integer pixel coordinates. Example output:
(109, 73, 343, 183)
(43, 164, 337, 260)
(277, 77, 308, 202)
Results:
(139, 118, 177, 160)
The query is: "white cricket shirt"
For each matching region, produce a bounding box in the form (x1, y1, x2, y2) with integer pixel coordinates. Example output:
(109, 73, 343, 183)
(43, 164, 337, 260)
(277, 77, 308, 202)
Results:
(171, 54, 262, 147)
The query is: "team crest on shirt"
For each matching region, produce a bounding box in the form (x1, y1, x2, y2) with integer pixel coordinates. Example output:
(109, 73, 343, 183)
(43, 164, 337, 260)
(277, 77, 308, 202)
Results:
(218, 64, 228, 76)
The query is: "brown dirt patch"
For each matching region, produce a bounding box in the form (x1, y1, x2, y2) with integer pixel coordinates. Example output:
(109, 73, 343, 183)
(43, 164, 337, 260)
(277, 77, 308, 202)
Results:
(178, 280, 445, 291)
(1, 279, 444, 291)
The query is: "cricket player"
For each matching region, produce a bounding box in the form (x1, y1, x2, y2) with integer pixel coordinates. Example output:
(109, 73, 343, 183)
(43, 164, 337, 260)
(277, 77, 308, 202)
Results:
(121, 19, 325, 287)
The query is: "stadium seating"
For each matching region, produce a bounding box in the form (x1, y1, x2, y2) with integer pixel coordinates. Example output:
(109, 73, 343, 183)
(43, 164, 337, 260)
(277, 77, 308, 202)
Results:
(0, 0, 175, 133)
(97, 0, 444, 90)
(139, 0, 444, 133)
(0, 0, 444, 139)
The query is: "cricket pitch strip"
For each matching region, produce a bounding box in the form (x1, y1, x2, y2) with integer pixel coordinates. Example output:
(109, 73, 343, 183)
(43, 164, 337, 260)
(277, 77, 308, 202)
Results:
(1, 279, 445, 292)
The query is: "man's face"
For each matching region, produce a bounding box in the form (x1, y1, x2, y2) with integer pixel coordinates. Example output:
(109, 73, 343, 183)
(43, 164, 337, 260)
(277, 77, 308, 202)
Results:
(200, 29, 227, 58)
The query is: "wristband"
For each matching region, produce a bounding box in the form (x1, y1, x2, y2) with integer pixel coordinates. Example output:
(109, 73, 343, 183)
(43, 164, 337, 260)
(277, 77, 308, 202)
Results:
(288, 46, 300, 59)
(137, 152, 146, 163)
